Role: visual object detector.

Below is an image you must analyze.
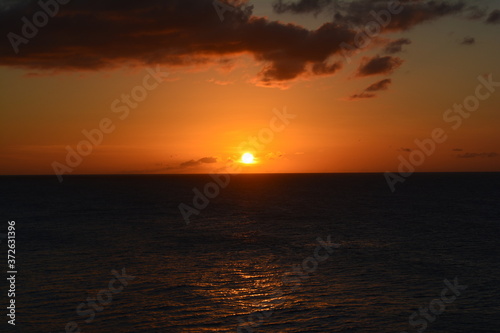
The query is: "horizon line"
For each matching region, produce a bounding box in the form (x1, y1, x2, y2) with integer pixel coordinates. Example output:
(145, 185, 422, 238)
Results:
(2, 171, 500, 177)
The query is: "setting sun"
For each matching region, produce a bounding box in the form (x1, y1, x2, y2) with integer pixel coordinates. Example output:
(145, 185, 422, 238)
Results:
(241, 153, 255, 164)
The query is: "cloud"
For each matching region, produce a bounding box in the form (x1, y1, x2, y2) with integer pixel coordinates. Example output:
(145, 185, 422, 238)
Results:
(452, 148, 463, 152)
(311, 61, 343, 75)
(356, 56, 403, 77)
(348, 92, 376, 100)
(274, 0, 467, 30)
(180, 156, 217, 168)
(273, 0, 333, 15)
(400, 148, 412, 152)
(198, 157, 217, 163)
(460, 36, 475, 45)
(179, 160, 201, 168)
(0, 0, 481, 88)
(348, 78, 392, 100)
(0, 0, 365, 87)
(331, 0, 465, 31)
(365, 78, 392, 91)
(464, 5, 488, 20)
(486, 9, 500, 23)
(384, 38, 411, 54)
(457, 152, 500, 158)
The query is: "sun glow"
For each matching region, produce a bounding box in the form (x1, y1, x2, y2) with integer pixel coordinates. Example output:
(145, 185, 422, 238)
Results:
(241, 152, 255, 164)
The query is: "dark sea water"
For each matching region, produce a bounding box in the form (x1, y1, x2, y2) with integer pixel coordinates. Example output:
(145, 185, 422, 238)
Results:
(1, 173, 499, 333)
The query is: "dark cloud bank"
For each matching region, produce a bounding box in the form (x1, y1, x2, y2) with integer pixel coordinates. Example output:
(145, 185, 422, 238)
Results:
(0, 0, 496, 87)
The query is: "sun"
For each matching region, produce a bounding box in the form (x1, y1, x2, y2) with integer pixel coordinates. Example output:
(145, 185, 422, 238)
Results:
(241, 152, 255, 164)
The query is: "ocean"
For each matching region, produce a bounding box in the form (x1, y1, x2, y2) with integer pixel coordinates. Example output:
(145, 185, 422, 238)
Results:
(1, 173, 499, 332)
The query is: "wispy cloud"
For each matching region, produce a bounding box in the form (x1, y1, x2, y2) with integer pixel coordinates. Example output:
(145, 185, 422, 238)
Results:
(356, 56, 403, 77)
(365, 78, 392, 92)
(273, 0, 333, 15)
(384, 38, 412, 54)
(460, 36, 475, 45)
(486, 9, 500, 24)
(348, 78, 391, 100)
(330, 0, 465, 31)
(180, 157, 218, 168)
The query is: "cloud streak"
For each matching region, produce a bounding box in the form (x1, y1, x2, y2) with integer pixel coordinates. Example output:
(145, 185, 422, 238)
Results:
(486, 9, 500, 24)
(356, 56, 403, 77)
(460, 36, 475, 45)
(331, 0, 465, 31)
(348, 78, 391, 100)
(365, 78, 392, 91)
(384, 38, 411, 54)
(273, 0, 333, 15)
(180, 157, 217, 168)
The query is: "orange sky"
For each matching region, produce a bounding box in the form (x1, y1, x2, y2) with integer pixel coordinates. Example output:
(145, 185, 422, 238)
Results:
(1, 0, 499, 176)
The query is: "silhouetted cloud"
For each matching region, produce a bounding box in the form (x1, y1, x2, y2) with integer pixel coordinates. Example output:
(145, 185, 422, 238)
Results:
(331, 0, 465, 31)
(400, 148, 412, 152)
(0, 0, 489, 87)
(452, 148, 463, 152)
(457, 152, 500, 158)
(198, 157, 217, 163)
(275, 0, 468, 30)
(273, 0, 333, 15)
(464, 5, 488, 20)
(486, 9, 500, 23)
(180, 156, 217, 168)
(356, 56, 403, 77)
(460, 36, 475, 45)
(0, 0, 361, 87)
(384, 38, 411, 54)
(311, 61, 343, 75)
(348, 78, 391, 100)
(349, 92, 376, 100)
(365, 78, 392, 92)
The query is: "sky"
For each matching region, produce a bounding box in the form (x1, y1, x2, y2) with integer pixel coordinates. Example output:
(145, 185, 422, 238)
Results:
(1, 0, 499, 176)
